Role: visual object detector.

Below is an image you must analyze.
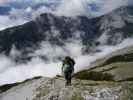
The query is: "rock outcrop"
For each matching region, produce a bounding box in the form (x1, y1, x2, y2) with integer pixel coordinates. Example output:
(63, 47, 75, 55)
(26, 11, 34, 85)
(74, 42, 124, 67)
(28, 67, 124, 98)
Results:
(0, 77, 133, 100)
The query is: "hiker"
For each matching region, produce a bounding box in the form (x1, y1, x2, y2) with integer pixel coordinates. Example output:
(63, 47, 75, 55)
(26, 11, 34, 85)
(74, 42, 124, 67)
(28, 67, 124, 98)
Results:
(62, 56, 75, 86)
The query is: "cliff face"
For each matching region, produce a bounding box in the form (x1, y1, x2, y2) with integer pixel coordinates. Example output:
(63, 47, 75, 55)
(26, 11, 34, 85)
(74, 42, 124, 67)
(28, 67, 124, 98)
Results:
(0, 77, 133, 100)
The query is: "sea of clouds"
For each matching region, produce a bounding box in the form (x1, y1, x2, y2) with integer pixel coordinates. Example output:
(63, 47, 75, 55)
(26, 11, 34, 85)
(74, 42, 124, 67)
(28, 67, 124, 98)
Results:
(0, 0, 132, 85)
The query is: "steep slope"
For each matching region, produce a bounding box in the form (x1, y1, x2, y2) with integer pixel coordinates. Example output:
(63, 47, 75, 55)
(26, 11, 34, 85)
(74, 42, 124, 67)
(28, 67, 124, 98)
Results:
(0, 6, 132, 63)
(0, 13, 100, 55)
(98, 6, 133, 45)
(74, 45, 133, 81)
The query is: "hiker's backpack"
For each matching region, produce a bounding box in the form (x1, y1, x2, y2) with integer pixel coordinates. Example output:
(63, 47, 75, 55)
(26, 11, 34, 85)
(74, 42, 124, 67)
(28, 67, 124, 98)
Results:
(62, 57, 75, 73)
(62, 63, 72, 73)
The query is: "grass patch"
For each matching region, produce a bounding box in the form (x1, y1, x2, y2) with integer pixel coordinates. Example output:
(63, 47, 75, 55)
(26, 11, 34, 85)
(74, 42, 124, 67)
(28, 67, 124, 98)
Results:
(74, 71, 114, 81)
(100, 66, 117, 72)
(118, 77, 133, 82)
(88, 52, 133, 71)
(103, 53, 133, 66)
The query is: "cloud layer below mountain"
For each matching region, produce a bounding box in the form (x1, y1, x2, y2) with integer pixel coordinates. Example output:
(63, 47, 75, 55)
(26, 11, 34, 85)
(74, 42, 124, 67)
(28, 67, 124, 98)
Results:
(0, 37, 133, 85)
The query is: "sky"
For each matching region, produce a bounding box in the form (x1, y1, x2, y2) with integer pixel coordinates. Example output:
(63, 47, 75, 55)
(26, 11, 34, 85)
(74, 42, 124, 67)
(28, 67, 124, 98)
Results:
(0, 0, 131, 36)
(0, 0, 132, 30)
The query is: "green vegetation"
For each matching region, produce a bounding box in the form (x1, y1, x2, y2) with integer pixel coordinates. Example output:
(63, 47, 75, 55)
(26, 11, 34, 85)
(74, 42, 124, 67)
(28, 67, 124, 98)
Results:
(127, 33, 133, 37)
(75, 47, 133, 82)
(89, 62, 133, 81)
(0, 83, 19, 93)
(103, 53, 133, 65)
(90, 53, 133, 71)
(74, 71, 114, 81)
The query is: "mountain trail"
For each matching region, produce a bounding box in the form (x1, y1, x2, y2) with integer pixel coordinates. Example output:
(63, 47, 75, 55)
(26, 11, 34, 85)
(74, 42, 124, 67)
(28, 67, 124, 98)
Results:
(0, 76, 133, 100)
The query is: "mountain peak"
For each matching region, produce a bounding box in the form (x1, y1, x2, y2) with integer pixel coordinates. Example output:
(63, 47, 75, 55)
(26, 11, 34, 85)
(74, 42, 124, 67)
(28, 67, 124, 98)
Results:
(0, 6, 132, 63)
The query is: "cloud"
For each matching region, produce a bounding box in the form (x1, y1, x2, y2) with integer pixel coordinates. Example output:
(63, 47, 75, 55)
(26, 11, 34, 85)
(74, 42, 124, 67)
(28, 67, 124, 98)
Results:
(0, 0, 131, 30)
(0, 15, 28, 30)
(56, 0, 89, 17)
(0, 0, 133, 85)
(0, 36, 133, 85)
(55, 0, 129, 17)
(0, 0, 130, 17)
(97, 0, 128, 14)
(0, 7, 32, 30)
(0, 0, 8, 4)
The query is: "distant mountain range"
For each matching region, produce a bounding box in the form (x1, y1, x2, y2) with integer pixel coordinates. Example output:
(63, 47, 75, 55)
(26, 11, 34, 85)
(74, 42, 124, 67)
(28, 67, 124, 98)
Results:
(0, 6, 132, 63)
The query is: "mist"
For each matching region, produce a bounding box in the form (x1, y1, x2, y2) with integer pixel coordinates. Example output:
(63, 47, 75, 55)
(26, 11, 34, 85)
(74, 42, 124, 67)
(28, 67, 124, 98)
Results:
(0, 0, 133, 85)
(0, 0, 131, 30)
(55, 0, 128, 17)
(0, 37, 133, 85)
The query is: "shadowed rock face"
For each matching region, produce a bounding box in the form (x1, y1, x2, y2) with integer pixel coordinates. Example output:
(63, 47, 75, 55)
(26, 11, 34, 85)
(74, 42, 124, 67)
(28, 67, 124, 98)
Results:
(0, 6, 132, 62)
(0, 14, 100, 54)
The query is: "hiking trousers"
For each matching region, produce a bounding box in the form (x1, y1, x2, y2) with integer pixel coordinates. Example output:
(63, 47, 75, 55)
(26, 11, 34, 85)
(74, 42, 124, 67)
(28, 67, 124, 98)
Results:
(64, 71, 72, 86)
